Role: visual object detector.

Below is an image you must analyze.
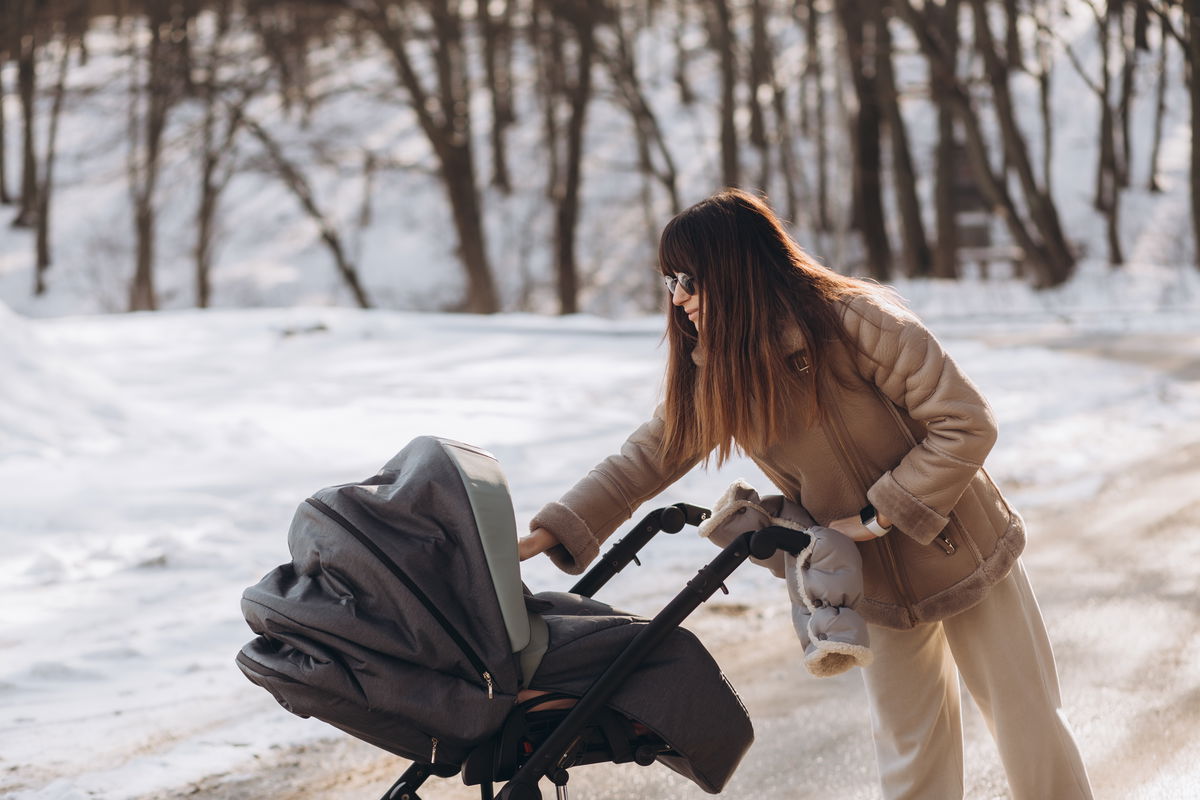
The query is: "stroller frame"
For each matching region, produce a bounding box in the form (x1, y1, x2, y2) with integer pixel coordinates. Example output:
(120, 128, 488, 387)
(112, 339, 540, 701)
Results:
(379, 503, 811, 800)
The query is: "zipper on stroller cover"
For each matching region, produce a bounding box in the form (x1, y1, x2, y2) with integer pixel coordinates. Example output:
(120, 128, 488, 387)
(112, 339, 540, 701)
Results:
(305, 497, 496, 697)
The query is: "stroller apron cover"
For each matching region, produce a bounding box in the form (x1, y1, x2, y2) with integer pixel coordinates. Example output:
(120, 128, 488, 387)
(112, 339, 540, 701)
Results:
(237, 436, 753, 793)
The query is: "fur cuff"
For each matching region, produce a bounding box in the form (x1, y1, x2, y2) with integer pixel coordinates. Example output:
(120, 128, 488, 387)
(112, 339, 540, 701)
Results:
(530, 501, 598, 575)
(867, 470, 948, 545)
(804, 638, 875, 678)
(697, 479, 760, 539)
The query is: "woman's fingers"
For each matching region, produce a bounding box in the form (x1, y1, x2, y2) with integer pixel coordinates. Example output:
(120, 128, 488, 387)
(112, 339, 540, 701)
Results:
(518, 527, 559, 560)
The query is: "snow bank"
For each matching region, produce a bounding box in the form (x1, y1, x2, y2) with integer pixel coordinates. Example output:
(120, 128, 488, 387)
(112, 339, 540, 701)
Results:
(0, 300, 133, 460)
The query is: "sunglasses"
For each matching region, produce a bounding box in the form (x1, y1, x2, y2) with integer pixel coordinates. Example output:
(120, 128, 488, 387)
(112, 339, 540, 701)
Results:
(663, 272, 697, 296)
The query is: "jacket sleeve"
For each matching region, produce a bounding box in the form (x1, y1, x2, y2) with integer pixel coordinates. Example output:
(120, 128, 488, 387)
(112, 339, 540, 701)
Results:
(842, 295, 998, 545)
(530, 404, 701, 574)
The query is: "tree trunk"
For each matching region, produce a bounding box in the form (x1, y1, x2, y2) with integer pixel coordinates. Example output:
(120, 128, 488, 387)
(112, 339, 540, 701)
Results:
(1147, 8, 1170, 193)
(808, 0, 831, 232)
(127, 11, 179, 312)
(34, 36, 70, 294)
(967, 0, 1075, 285)
(1094, 5, 1117, 212)
(357, 1, 497, 312)
(1035, 0, 1054, 198)
(551, 2, 597, 315)
(672, 0, 697, 105)
(931, 0, 960, 280)
(13, 1, 39, 229)
(1188, 3, 1200, 270)
(479, 0, 514, 193)
(895, 0, 1069, 287)
(709, 0, 739, 187)
(748, 0, 771, 193)
(0, 53, 9, 205)
(838, 0, 891, 280)
(1117, 1, 1136, 188)
(875, 3, 930, 277)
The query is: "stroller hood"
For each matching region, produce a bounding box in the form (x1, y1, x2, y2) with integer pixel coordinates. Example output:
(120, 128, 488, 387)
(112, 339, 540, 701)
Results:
(238, 437, 521, 765)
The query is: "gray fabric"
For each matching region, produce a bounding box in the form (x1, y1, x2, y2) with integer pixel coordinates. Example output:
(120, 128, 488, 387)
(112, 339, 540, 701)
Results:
(519, 611, 549, 686)
(238, 436, 753, 791)
(238, 436, 521, 766)
(529, 592, 754, 794)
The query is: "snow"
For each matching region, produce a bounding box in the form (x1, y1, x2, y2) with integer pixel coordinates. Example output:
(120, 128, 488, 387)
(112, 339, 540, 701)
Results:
(1, 291, 1199, 798)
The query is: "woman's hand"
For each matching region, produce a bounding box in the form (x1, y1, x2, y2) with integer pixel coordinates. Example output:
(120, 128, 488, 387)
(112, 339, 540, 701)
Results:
(518, 527, 560, 560)
(825, 512, 893, 542)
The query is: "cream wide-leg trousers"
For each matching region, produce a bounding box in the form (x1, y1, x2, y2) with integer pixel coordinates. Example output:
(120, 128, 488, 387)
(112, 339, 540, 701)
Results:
(861, 560, 1094, 800)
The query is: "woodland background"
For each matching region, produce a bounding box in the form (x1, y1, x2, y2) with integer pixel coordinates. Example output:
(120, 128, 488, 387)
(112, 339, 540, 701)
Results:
(2, 0, 1197, 318)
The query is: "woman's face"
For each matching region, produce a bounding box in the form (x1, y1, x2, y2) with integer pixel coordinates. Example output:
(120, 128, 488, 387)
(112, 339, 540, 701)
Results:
(666, 272, 702, 331)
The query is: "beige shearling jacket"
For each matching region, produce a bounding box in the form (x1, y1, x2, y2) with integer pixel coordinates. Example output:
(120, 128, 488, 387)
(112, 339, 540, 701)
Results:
(531, 293, 1026, 630)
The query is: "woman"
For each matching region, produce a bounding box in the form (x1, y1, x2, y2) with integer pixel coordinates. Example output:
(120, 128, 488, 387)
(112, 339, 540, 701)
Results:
(518, 189, 1093, 800)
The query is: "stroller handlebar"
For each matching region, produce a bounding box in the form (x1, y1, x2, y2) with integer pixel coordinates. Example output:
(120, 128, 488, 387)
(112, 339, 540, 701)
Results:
(569, 503, 711, 598)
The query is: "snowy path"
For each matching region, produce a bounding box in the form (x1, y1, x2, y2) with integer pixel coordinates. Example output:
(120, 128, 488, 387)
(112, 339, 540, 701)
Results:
(2, 308, 1199, 799)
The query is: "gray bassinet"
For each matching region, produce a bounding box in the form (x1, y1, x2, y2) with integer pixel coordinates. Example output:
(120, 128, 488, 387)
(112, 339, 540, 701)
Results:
(238, 437, 754, 797)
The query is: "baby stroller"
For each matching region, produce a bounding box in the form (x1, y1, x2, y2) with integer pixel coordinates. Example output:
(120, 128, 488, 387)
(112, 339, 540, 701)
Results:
(237, 437, 812, 799)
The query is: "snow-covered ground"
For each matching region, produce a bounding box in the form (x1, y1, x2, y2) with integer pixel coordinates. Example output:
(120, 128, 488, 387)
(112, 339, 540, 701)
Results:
(1, 289, 1199, 799)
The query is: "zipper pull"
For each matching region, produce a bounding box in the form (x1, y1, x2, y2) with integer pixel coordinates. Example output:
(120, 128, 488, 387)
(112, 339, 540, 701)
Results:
(430, 736, 439, 763)
(484, 672, 494, 699)
(936, 534, 957, 556)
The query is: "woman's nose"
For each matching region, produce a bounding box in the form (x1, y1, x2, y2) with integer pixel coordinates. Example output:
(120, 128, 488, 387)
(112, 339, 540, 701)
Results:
(671, 284, 688, 305)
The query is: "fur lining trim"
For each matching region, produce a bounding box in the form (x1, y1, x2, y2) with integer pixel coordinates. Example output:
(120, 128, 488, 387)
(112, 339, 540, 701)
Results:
(787, 541, 818, 612)
(804, 638, 875, 677)
(867, 470, 949, 545)
(530, 501, 598, 576)
(859, 512, 1027, 630)
(697, 479, 759, 539)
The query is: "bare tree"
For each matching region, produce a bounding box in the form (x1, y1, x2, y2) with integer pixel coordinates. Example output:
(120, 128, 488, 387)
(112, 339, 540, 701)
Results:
(1039, 2, 1125, 265)
(875, 2, 931, 277)
(126, 5, 190, 312)
(598, 4, 681, 218)
(896, 0, 1075, 287)
(1147, 2, 1171, 192)
(838, 0, 892, 280)
(532, 0, 600, 315)
(803, 0, 832, 233)
(929, 0, 962, 279)
(242, 114, 373, 308)
(478, 0, 516, 193)
(0, 12, 10, 205)
(706, 0, 739, 188)
(194, 1, 268, 308)
(346, 0, 498, 313)
(11, 0, 39, 228)
(34, 31, 70, 294)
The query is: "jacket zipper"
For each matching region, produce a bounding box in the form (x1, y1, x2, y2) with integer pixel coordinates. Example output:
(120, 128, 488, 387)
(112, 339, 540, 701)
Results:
(871, 386, 959, 558)
(305, 496, 496, 699)
(825, 401, 919, 621)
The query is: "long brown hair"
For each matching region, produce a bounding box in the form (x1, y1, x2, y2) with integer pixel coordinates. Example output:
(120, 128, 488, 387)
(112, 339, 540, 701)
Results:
(657, 189, 884, 467)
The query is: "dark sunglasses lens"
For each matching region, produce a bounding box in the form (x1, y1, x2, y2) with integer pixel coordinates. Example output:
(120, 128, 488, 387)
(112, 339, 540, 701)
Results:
(663, 272, 696, 295)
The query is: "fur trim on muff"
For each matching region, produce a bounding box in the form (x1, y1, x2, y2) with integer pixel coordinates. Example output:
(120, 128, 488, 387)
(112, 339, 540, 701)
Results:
(697, 479, 764, 539)
(786, 528, 874, 678)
